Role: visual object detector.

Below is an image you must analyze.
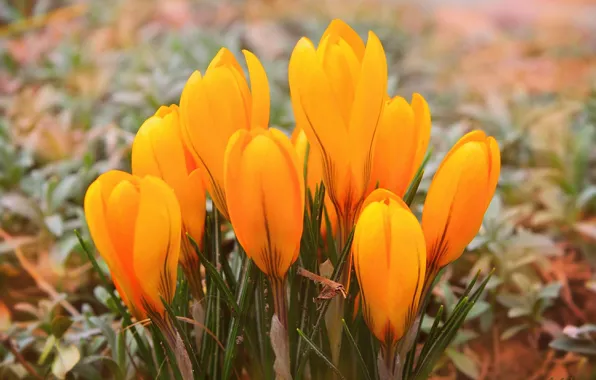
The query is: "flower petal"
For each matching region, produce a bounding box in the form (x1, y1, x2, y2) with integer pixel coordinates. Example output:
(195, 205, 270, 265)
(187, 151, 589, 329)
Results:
(133, 176, 181, 311)
(243, 50, 270, 129)
(348, 31, 388, 195)
(321, 19, 365, 61)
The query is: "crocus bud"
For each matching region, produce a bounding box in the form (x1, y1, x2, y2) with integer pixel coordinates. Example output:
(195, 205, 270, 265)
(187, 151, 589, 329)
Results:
(224, 128, 305, 329)
(291, 127, 338, 242)
(368, 94, 431, 197)
(422, 130, 500, 273)
(288, 19, 387, 242)
(353, 189, 426, 345)
(224, 128, 305, 280)
(180, 48, 270, 220)
(84, 171, 181, 320)
(131, 105, 206, 299)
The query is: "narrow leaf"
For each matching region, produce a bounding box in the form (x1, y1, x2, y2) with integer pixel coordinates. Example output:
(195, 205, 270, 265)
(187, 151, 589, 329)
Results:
(188, 234, 239, 315)
(341, 319, 372, 380)
(222, 259, 257, 380)
(296, 328, 346, 380)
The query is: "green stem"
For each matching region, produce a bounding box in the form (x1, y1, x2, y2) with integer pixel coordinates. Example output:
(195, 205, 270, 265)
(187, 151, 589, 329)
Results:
(212, 209, 222, 379)
(382, 343, 397, 380)
(180, 237, 204, 301)
(269, 276, 288, 330)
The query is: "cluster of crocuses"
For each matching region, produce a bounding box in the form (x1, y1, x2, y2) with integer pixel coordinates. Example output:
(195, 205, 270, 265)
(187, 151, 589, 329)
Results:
(84, 19, 499, 377)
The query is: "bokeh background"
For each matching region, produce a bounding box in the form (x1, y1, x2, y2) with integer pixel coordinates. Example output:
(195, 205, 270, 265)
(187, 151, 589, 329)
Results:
(1, 0, 595, 379)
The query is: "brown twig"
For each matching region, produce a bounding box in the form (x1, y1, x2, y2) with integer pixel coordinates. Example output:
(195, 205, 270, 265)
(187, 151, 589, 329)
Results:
(0, 334, 43, 379)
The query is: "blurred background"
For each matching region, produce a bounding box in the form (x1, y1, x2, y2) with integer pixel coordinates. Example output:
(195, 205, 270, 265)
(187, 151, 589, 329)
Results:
(1, 0, 595, 379)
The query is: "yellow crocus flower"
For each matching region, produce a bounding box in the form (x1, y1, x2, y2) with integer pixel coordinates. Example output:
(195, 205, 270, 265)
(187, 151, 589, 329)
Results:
(224, 127, 304, 327)
(131, 105, 206, 300)
(422, 130, 501, 274)
(288, 19, 388, 294)
(180, 48, 270, 220)
(288, 19, 387, 245)
(353, 189, 426, 349)
(368, 94, 431, 197)
(84, 171, 181, 320)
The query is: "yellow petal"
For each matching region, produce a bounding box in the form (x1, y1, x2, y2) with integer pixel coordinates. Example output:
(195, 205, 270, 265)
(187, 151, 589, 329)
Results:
(207, 48, 252, 126)
(105, 179, 144, 312)
(243, 50, 270, 129)
(354, 189, 425, 344)
(132, 109, 188, 196)
(207, 47, 245, 77)
(289, 37, 350, 209)
(318, 36, 360, 125)
(422, 135, 496, 269)
(181, 168, 207, 245)
(180, 62, 251, 219)
(368, 97, 416, 196)
(354, 201, 391, 339)
(84, 171, 146, 317)
(361, 188, 407, 211)
(84, 171, 133, 272)
(225, 128, 304, 278)
(486, 136, 501, 206)
(133, 176, 181, 312)
(435, 130, 486, 175)
(348, 31, 387, 197)
(410, 93, 431, 180)
(320, 19, 365, 61)
(289, 38, 349, 154)
(154, 104, 178, 118)
(179, 70, 205, 166)
(105, 180, 139, 278)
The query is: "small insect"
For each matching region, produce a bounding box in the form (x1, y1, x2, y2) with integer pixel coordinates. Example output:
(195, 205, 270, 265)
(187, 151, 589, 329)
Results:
(296, 267, 346, 303)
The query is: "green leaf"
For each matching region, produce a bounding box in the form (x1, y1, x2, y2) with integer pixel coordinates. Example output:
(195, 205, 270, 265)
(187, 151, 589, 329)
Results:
(413, 271, 493, 380)
(341, 319, 372, 380)
(1, 192, 44, 225)
(254, 272, 274, 380)
(51, 316, 73, 339)
(465, 301, 490, 321)
(507, 307, 530, 318)
(222, 259, 257, 380)
(161, 297, 202, 378)
(38, 335, 56, 365)
(80, 356, 125, 380)
(296, 328, 345, 380)
(496, 294, 524, 309)
(149, 324, 183, 380)
(404, 148, 432, 206)
(295, 229, 354, 378)
(446, 348, 479, 379)
(404, 170, 424, 207)
(417, 306, 444, 363)
(500, 324, 529, 340)
(45, 214, 64, 236)
(451, 329, 479, 346)
(188, 234, 239, 315)
(549, 337, 596, 356)
(51, 343, 80, 379)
